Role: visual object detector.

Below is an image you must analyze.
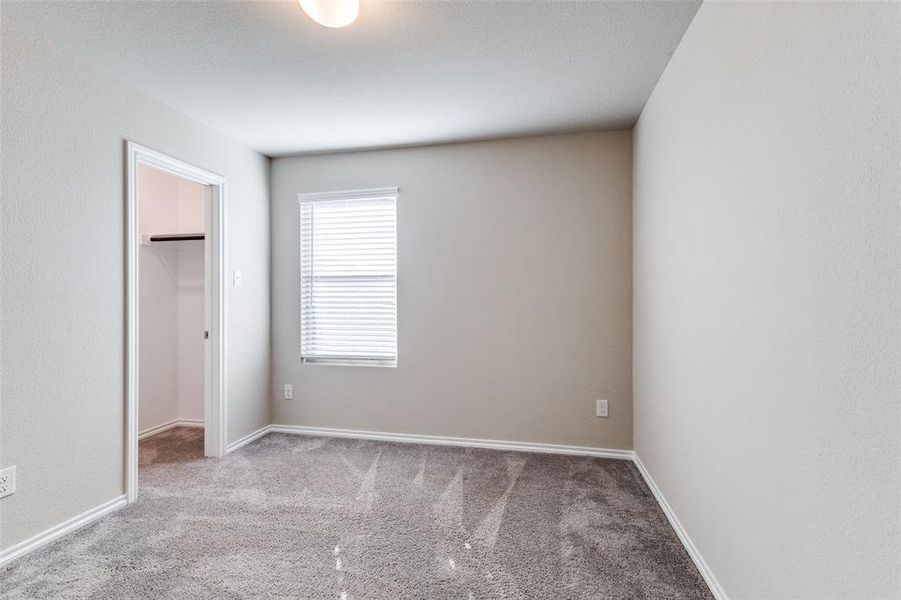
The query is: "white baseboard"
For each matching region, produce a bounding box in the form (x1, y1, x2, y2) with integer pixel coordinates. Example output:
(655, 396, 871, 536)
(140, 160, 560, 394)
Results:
(226, 425, 272, 453)
(138, 418, 204, 440)
(0, 495, 127, 568)
(632, 454, 727, 600)
(269, 424, 634, 460)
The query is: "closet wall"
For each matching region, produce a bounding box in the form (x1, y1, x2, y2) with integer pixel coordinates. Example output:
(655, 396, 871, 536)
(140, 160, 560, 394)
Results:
(138, 164, 206, 433)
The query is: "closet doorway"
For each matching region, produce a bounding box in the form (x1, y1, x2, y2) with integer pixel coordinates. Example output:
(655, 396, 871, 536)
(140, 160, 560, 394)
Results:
(125, 142, 226, 503)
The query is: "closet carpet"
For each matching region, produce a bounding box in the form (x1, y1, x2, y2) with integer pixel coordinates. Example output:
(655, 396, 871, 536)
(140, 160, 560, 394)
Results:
(1, 428, 711, 599)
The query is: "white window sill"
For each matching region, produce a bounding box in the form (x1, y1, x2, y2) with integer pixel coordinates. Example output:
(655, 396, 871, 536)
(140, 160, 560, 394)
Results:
(301, 357, 397, 368)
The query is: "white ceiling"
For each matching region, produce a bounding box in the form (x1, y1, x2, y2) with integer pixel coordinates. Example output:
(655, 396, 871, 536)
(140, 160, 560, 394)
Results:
(6, 0, 700, 157)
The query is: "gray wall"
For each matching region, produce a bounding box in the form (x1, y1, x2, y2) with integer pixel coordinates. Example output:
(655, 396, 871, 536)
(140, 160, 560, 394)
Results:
(0, 22, 271, 550)
(633, 2, 900, 598)
(271, 132, 632, 449)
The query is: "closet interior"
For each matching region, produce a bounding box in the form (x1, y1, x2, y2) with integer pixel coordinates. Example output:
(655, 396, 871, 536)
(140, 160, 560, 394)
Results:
(137, 164, 208, 449)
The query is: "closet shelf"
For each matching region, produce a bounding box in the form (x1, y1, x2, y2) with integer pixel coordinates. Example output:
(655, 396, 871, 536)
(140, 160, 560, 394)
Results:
(141, 233, 205, 245)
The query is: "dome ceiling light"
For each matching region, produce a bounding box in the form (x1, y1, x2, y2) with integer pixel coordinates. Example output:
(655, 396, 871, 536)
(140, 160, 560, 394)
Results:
(299, 0, 359, 29)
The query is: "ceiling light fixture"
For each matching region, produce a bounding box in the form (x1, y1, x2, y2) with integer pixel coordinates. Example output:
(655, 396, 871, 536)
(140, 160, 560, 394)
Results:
(299, 0, 359, 29)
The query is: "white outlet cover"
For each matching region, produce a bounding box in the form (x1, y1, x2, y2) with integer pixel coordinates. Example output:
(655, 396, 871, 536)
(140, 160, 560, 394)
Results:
(0, 466, 16, 499)
(596, 399, 609, 418)
(284, 384, 294, 400)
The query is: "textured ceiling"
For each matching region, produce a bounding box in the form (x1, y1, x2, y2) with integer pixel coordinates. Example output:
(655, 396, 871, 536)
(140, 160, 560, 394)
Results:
(5, 0, 700, 156)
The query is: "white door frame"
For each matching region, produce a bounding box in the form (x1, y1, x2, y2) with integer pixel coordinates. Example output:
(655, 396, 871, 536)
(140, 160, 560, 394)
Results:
(125, 141, 228, 503)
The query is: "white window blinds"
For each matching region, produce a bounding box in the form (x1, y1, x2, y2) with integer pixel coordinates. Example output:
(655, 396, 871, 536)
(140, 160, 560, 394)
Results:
(299, 188, 398, 366)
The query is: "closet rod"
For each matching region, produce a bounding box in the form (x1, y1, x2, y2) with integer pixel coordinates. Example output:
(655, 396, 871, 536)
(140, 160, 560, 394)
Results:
(148, 233, 205, 242)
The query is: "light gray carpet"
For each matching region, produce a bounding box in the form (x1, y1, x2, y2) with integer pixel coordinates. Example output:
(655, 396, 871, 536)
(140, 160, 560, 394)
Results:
(1, 428, 712, 599)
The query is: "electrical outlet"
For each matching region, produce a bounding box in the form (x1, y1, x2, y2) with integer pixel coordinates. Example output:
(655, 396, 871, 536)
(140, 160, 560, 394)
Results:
(596, 399, 609, 418)
(284, 384, 294, 400)
(0, 466, 16, 499)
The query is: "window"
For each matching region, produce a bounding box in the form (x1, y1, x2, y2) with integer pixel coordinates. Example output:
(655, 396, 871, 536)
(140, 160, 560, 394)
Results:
(299, 188, 398, 366)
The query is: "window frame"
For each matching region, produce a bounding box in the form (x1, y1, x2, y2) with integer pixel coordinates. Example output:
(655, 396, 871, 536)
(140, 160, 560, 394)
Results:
(297, 187, 399, 368)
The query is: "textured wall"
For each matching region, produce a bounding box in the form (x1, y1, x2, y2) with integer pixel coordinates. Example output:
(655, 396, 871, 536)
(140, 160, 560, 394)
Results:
(0, 22, 271, 550)
(271, 132, 633, 450)
(633, 2, 901, 597)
